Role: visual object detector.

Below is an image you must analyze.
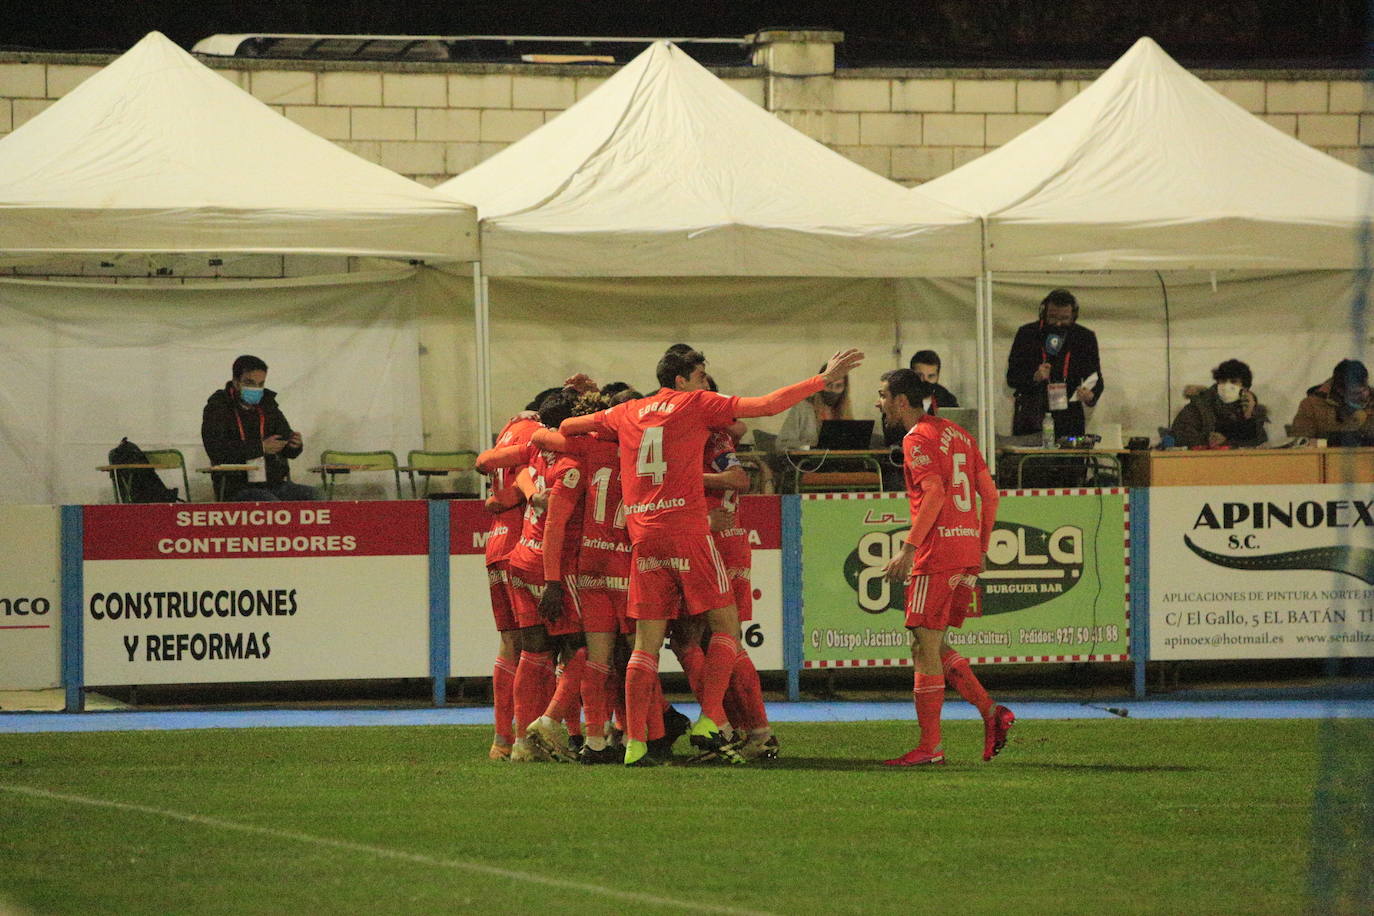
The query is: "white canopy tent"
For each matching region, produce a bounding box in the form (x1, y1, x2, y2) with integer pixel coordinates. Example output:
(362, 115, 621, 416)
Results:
(0, 31, 477, 264)
(917, 37, 1374, 446)
(0, 32, 480, 504)
(437, 41, 982, 440)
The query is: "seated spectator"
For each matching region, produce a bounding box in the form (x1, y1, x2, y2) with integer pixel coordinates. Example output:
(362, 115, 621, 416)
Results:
(888, 349, 961, 447)
(778, 362, 852, 450)
(1170, 359, 1268, 448)
(909, 349, 959, 409)
(1291, 359, 1374, 444)
(202, 355, 317, 501)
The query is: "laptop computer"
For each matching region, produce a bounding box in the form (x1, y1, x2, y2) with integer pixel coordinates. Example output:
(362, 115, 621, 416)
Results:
(816, 419, 875, 450)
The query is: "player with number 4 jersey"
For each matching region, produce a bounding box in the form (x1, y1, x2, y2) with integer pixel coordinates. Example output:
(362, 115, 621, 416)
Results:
(561, 346, 864, 767)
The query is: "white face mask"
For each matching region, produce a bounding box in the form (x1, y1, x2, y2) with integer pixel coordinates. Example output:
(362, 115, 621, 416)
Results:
(1216, 382, 1242, 404)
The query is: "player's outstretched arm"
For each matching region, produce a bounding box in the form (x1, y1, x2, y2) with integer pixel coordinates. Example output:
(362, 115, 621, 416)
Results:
(559, 413, 602, 437)
(476, 444, 526, 474)
(531, 428, 570, 452)
(704, 466, 750, 492)
(734, 348, 865, 418)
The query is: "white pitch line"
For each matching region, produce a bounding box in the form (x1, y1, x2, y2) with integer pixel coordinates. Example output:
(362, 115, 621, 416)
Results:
(1, 784, 773, 916)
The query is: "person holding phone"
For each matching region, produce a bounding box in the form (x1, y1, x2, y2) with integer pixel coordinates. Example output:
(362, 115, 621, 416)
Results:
(201, 354, 317, 501)
(1170, 358, 1268, 448)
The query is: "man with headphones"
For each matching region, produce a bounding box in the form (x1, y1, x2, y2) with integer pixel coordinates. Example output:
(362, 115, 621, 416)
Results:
(1006, 289, 1105, 440)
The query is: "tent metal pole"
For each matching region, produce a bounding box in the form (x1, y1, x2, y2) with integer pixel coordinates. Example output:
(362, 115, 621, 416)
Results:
(473, 262, 493, 466)
(983, 270, 994, 477)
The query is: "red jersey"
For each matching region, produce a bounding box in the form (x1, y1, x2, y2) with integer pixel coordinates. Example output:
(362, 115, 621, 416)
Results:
(506, 445, 582, 577)
(485, 416, 540, 566)
(561, 435, 631, 575)
(594, 388, 740, 542)
(703, 428, 743, 516)
(903, 415, 988, 572)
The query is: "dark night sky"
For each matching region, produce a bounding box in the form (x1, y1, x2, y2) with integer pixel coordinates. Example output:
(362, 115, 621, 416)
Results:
(0, 0, 1367, 67)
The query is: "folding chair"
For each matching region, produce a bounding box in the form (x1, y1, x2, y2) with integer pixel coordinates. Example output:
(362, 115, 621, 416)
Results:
(142, 449, 192, 501)
(405, 450, 479, 498)
(317, 450, 402, 500)
(106, 448, 191, 502)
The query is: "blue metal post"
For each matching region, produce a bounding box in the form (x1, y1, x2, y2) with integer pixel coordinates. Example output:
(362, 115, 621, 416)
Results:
(781, 494, 803, 701)
(1129, 488, 1149, 698)
(428, 500, 451, 707)
(60, 505, 84, 712)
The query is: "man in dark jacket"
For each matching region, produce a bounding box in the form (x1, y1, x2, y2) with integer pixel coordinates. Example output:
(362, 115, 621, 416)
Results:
(1006, 289, 1104, 439)
(201, 355, 316, 501)
(1170, 359, 1268, 447)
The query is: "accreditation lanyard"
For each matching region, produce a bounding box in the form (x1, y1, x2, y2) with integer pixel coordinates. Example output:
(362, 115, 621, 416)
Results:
(233, 405, 266, 443)
(1040, 343, 1072, 382)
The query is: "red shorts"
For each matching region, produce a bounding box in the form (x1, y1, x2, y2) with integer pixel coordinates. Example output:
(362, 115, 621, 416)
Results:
(712, 528, 753, 622)
(573, 571, 632, 634)
(905, 567, 981, 630)
(628, 533, 732, 621)
(509, 566, 583, 637)
(486, 562, 517, 632)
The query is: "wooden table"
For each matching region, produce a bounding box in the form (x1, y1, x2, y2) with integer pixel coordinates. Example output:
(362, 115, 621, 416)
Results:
(779, 449, 889, 493)
(1135, 447, 1374, 486)
(999, 448, 1132, 488)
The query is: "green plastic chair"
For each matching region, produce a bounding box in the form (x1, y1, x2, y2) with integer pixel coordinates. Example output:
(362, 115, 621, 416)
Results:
(405, 450, 479, 498)
(109, 448, 191, 503)
(317, 450, 402, 500)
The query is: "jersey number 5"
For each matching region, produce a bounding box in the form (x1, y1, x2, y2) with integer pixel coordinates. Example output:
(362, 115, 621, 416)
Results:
(951, 452, 972, 512)
(636, 427, 667, 485)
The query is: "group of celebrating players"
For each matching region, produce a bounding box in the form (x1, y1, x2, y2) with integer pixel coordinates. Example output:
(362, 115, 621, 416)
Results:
(475, 343, 1014, 767)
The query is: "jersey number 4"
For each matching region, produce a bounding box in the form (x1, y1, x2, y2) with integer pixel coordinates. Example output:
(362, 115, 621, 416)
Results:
(636, 427, 668, 485)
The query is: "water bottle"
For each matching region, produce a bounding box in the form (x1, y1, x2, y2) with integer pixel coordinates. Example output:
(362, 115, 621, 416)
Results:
(1041, 413, 1056, 449)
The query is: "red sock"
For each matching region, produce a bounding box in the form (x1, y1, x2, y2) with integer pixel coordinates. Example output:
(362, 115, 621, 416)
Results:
(514, 650, 555, 734)
(544, 648, 586, 723)
(941, 649, 994, 718)
(582, 659, 612, 740)
(700, 632, 738, 727)
(674, 644, 705, 698)
(624, 650, 659, 744)
(610, 661, 626, 735)
(492, 655, 517, 745)
(647, 676, 665, 741)
(913, 673, 945, 752)
(723, 686, 748, 732)
(729, 647, 768, 731)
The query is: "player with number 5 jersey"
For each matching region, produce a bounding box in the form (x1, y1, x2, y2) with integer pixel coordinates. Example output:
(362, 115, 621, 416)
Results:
(876, 368, 1014, 768)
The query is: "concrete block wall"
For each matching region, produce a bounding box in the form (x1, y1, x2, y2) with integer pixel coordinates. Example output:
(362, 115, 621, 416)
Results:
(0, 46, 1368, 195)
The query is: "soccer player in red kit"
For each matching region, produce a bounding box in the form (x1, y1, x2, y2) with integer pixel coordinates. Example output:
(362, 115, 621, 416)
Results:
(476, 403, 543, 760)
(478, 391, 585, 762)
(876, 368, 1015, 766)
(531, 391, 637, 764)
(561, 347, 864, 766)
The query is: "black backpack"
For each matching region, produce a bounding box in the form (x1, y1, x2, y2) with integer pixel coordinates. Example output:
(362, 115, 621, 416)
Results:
(108, 438, 180, 503)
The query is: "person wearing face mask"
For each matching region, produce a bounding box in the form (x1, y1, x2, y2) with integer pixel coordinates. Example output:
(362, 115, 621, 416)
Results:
(201, 354, 315, 501)
(1170, 359, 1268, 448)
(1291, 359, 1374, 445)
(777, 362, 854, 450)
(1006, 289, 1104, 440)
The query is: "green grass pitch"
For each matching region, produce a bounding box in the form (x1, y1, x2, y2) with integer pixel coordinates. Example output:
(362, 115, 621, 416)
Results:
(1, 718, 1367, 914)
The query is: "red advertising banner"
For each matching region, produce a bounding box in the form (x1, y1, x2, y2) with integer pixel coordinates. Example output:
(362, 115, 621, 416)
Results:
(84, 502, 428, 560)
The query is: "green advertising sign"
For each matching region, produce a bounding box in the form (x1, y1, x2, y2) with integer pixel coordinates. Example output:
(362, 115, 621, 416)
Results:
(801, 492, 1129, 666)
